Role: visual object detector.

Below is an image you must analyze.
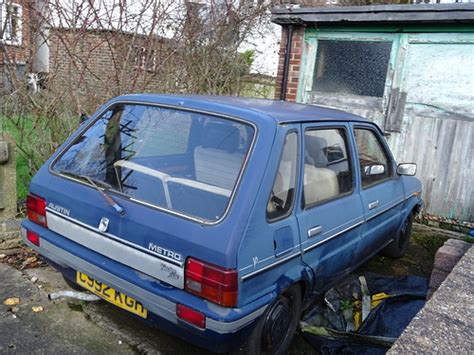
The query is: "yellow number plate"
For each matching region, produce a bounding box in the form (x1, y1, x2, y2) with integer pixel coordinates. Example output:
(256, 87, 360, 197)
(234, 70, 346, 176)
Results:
(76, 271, 148, 319)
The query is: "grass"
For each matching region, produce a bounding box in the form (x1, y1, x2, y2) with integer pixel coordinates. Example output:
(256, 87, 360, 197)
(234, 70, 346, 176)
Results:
(1, 117, 43, 201)
(357, 225, 448, 278)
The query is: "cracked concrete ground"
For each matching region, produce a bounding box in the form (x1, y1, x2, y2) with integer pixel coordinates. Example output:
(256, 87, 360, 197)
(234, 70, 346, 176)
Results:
(0, 262, 314, 354)
(0, 263, 210, 354)
(0, 263, 133, 354)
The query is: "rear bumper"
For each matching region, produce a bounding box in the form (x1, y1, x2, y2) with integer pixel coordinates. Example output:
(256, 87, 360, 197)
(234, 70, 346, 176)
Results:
(21, 221, 269, 353)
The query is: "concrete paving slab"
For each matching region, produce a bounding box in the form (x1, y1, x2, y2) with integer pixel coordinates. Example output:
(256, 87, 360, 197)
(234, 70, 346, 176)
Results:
(389, 246, 473, 353)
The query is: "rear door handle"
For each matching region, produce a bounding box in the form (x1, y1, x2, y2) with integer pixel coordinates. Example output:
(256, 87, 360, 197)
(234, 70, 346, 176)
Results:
(308, 225, 323, 238)
(368, 200, 379, 210)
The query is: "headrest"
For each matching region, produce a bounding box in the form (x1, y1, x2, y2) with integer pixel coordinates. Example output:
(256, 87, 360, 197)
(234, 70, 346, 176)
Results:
(306, 135, 328, 167)
(202, 122, 240, 153)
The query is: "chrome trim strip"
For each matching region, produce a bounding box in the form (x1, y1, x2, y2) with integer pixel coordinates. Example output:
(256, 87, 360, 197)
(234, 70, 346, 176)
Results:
(46, 211, 185, 289)
(303, 220, 364, 253)
(366, 199, 404, 222)
(380, 238, 395, 249)
(407, 190, 422, 198)
(21, 228, 266, 334)
(46, 207, 183, 267)
(206, 306, 268, 333)
(48, 99, 259, 226)
(241, 251, 301, 281)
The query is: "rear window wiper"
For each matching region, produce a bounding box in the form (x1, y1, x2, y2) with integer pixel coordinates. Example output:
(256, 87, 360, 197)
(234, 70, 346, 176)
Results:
(59, 170, 125, 216)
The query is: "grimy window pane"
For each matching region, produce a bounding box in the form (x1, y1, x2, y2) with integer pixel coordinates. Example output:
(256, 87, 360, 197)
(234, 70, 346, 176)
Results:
(312, 40, 392, 98)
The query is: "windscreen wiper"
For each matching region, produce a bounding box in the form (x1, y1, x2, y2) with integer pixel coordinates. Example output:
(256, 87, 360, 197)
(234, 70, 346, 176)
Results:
(59, 170, 125, 215)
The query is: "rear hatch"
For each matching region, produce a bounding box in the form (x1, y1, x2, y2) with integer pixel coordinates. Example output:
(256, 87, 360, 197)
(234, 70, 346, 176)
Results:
(38, 102, 255, 289)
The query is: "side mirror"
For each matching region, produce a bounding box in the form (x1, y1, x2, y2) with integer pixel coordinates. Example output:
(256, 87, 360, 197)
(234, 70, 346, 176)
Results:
(364, 164, 385, 176)
(397, 163, 417, 176)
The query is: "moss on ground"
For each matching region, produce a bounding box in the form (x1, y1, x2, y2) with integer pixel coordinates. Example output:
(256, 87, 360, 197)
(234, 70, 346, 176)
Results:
(357, 225, 448, 278)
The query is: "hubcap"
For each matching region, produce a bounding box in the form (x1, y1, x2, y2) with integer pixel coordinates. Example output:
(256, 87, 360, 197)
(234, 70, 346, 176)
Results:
(262, 297, 292, 352)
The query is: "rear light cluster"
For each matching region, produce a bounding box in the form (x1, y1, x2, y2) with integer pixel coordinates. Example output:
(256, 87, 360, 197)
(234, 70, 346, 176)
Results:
(26, 230, 40, 246)
(176, 304, 206, 328)
(185, 258, 238, 307)
(26, 194, 47, 227)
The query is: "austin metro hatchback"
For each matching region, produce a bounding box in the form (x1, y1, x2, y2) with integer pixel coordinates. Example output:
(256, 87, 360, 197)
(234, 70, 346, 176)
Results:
(22, 94, 422, 354)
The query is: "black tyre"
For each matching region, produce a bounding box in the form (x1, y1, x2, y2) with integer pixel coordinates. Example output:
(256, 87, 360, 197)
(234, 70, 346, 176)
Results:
(233, 285, 302, 355)
(381, 214, 414, 258)
(63, 275, 84, 291)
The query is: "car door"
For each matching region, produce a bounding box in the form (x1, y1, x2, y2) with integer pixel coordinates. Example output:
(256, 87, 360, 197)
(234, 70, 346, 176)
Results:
(351, 123, 404, 258)
(296, 122, 365, 292)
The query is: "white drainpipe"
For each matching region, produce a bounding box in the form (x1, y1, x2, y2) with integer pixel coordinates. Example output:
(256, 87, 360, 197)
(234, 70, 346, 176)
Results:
(32, 0, 49, 74)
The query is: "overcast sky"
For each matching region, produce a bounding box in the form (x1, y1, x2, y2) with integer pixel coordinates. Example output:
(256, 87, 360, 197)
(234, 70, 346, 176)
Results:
(50, 0, 280, 76)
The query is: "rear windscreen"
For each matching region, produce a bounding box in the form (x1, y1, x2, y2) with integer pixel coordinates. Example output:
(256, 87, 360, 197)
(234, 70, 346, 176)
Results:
(52, 104, 255, 222)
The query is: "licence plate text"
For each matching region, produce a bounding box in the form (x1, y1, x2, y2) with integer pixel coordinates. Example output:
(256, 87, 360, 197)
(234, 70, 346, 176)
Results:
(76, 271, 148, 318)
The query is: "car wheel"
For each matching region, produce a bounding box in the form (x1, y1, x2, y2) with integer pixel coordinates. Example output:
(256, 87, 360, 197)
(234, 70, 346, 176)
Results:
(381, 214, 414, 258)
(232, 285, 302, 355)
(63, 275, 84, 291)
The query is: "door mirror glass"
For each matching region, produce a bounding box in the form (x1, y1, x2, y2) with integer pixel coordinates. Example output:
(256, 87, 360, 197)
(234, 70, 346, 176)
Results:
(364, 164, 385, 176)
(397, 163, 417, 176)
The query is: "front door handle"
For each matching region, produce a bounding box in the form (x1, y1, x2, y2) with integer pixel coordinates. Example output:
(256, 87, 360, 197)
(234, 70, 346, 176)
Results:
(308, 225, 323, 238)
(368, 200, 379, 210)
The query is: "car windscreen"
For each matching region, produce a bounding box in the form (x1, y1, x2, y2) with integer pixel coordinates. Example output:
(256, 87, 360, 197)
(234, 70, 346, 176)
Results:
(51, 103, 255, 222)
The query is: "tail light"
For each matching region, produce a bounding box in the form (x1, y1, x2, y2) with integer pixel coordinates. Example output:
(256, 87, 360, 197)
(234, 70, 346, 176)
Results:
(27, 194, 47, 227)
(185, 258, 238, 307)
(26, 230, 40, 246)
(176, 304, 206, 328)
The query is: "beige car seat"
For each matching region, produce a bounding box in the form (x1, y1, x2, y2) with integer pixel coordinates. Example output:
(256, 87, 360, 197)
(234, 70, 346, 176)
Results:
(194, 122, 243, 190)
(304, 164, 339, 204)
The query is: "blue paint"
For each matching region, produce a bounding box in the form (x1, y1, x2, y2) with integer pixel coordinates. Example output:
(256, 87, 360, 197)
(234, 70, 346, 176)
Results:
(21, 94, 422, 353)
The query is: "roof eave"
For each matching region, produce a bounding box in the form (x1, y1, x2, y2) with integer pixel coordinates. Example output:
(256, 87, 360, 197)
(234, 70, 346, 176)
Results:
(271, 3, 474, 26)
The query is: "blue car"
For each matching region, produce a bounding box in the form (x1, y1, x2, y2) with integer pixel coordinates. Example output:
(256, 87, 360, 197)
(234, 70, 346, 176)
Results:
(22, 95, 422, 354)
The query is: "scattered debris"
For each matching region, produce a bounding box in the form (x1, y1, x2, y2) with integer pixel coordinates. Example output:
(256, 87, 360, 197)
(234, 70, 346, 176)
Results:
(32, 306, 44, 313)
(31, 276, 39, 283)
(11, 306, 19, 313)
(0, 247, 47, 270)
(3, 297, 20, 306)
(11, 314, 17, 319)
(301, 274, 428, 354)
(418, 213, 473, 234)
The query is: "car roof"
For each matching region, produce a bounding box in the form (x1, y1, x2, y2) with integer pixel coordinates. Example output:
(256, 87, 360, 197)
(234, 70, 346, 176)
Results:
(116, 94, 371, 125)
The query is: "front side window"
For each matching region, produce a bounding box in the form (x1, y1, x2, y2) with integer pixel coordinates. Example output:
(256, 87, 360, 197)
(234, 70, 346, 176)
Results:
(267, 132, 298, 221)
(354, 128, 391, 188)
(304, 128, 353, 207)
(312, 40, 391, 97)
(52, 104, 254, 222)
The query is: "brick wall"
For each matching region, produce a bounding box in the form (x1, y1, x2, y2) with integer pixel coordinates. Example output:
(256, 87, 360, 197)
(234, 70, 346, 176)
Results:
(48, 28, 174, 110)
(274, 26, 304, 102)
(0, 0, 31, 91)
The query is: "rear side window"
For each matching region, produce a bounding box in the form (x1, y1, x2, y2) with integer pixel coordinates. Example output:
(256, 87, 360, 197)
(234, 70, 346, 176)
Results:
(267, 132, 298, 221)
(304, 128, 353, 207)
(52, 104, 255, 222)
(354, 128, 391, 188)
